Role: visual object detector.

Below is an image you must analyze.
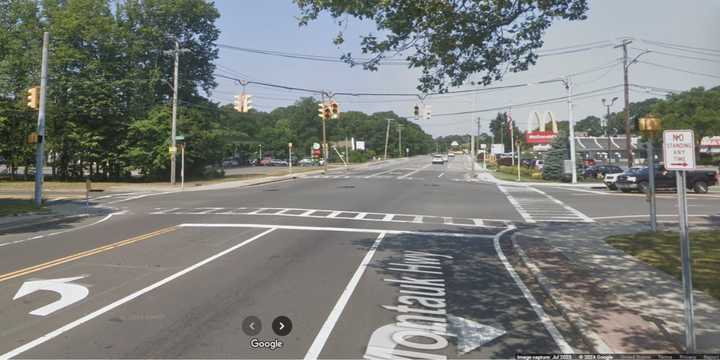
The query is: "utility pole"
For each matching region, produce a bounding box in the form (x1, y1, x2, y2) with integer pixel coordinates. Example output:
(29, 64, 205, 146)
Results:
(616, 39, 633, 166)
(564, 77, 578, 184)
(165, 40, 189, 185)
(397, 125, 403, 157)
(508, 109, 515, 166)
(602, 97, 619, 163)
(476, 118, 481, 154)
(384, 119, 391, 160)
(33, 32, 49, 207)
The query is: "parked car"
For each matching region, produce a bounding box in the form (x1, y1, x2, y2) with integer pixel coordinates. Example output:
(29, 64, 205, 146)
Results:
(534, 160, 544, 171)
(259, 157, 272, 166)
(431, 155, 445, 164)
(604, 167, 642, 190)
(270, 159, 288, 166)
(298, 158, 314, 166)
(615, 165, 718, 194)
(447, 153, 455, 158)
(584, 164, 624, 179)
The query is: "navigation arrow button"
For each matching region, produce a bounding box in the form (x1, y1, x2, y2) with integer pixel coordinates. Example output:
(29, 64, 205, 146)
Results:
(272, 316, 292, 336)
(447, 314, 506, 355)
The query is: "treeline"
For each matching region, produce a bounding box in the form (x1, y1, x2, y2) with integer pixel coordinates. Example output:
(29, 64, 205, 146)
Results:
(0, 0, 434, 181)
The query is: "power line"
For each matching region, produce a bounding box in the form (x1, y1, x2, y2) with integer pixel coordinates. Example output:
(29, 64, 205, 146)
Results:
(638, 38, 720, 56)
(429, 84, 624, 118)
(638, 61, 720, 79)
(631, 47, 720, 64)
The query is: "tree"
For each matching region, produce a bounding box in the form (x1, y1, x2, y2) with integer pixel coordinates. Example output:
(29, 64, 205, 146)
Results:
(295, 0, 589, 92)
(651, 87, 720, 157)
(542, 130, 569, 181)
(606, 97, 661, 136)
(575, 115, 603, 136)
(489, 112, 520, 152)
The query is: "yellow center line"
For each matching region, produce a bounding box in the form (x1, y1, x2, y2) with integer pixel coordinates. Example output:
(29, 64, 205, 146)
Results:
(0, 226, 177, 283)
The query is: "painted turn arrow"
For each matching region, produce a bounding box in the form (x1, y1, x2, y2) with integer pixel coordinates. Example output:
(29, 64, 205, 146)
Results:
(364, 315, 505, 359)
(13, 275, 89, 316)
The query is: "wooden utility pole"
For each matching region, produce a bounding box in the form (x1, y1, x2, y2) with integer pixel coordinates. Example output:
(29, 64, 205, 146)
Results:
(615, 39, 633, 166)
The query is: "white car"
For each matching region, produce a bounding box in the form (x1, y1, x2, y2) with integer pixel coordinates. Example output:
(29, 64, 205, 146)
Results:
(432, 155, 445, 164)
(603, 172, 621, 190)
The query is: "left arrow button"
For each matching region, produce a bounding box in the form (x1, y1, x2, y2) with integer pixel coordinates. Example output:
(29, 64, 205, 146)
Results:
(13, 275, 89, 316)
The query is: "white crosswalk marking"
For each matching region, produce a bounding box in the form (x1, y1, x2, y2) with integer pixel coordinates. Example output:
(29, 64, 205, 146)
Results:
(148, 207, 511, 228)
(498, 185, 593, 223)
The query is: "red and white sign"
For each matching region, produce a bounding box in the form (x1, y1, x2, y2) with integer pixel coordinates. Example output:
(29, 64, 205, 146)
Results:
(663, 130, 695, 170)
(526, 131, 557, 144)
(700, 136, 720, 147)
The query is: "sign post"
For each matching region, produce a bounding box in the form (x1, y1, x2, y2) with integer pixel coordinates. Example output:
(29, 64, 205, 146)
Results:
(639, 116, 662, 232)
(663, 129, 696, 352)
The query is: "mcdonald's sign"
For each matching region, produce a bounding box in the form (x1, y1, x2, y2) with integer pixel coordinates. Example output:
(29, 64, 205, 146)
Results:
(526, 111, 559, 144)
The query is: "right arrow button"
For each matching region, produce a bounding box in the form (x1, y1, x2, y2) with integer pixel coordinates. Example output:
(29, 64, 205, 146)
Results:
(272, 316, 292, 336)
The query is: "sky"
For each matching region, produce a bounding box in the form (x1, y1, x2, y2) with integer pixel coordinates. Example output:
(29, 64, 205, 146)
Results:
(210, 0, 720, 138)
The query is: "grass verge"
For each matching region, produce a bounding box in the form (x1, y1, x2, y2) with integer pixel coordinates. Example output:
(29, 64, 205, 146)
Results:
(606, 230, 720, 301)
(0, 198, 49, 217)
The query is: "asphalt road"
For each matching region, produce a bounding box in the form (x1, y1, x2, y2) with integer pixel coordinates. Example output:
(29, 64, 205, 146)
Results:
(0, 155, 717, 358)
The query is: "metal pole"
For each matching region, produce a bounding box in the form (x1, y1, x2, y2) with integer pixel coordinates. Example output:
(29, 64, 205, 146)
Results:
(34, 32, 49, 207)
(509, 117, 515, 166)
(566, 78, 578, 184)
(170, 40, 180, 185)
(288, 143, 292, 175)
(676, 170, 696, 352)
(397, 126, 402, 157)
(606, 105, 612, 164)
(648, 140, 656, 231)
(321, 94, 328, 173)
(181, 144, 185, 190)
(517, 140, 521, 181)
(471, 135, 475, 175)
(383, 119, 391, 160)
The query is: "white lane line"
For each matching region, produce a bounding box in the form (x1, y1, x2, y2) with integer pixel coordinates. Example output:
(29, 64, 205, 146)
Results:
(0, 211, 124, 248)
(304, 232, 386, 359)
(0, 228, 278, 360)
(498, 185, 535, 223)
(382, 214, 394, 221)
(438, 172, 445, 178)
(473, 218, 484, 226)
(493, 226, 574, 353)
(300, 210, 315, 216)
(364, 167, 401, 179)
(179, 223, 496, 239)
(246, 208, 265, 215)
(150, 207, 181, 215)
(412, 215, 423, 223)
(591, 214, 709, 220)
(354, 212, 368, 220)
(397, 164, 431, 179)
(530, 187, 594, 223)
(327, 211, 342, 218)
(104, 191, 175, 205)
(443, 216, 452, 225)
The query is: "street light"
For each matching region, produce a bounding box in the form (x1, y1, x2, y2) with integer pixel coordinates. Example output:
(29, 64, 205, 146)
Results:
(602, 97, 619, 163)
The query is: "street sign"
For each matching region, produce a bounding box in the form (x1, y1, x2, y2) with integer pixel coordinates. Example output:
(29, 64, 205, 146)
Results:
(175, 135, 185, 141)
(312, 142, 321, 150)
(355, 141, 365, 151)
(491, 144, 504, 155)
(663, 130, 695, 170)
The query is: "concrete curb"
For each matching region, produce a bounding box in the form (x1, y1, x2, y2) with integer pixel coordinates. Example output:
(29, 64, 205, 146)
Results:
(0, 213, 89, 233)
(510, 232, 612, 353)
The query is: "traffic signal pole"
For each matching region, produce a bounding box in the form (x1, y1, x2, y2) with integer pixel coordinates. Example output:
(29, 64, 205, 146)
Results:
(34, 32, 49, 207)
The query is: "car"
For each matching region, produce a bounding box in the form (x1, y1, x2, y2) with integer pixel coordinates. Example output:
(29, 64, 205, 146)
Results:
(583, 164, 624, 179)
(431, 155, 445, 164)
(615, 165, 718, 194)
(604, 167, 641, 190)
(270, 159, 288, 166)
(259, 157, 272, 166)
(447, 153, 455, 158)
(534, 160, 544, 171)
(298, 158, 314, 166)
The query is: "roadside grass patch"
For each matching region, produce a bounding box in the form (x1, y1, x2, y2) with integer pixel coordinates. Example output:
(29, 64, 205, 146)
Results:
(0, 198, 49, 217)
(606, 230, 720, 301)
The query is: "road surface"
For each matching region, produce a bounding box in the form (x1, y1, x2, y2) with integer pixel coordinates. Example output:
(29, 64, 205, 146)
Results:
(0, 155, 717, 358)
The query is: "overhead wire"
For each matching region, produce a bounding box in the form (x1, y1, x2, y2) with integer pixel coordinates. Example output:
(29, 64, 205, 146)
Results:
(637, 61, 720, 79)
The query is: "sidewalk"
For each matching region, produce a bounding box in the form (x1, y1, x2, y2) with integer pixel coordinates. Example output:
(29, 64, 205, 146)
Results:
(474, 168, 603, 188)
(0, 201, 110, 232)
(512, 222, 720, 352)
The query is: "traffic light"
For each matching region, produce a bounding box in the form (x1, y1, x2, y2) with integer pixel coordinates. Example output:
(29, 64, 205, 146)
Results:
(318, 102, 326, 119)
(413, 105, 420, 117)
(330, 100, 340, 119)
(323, 104, 332, 120)
(233, 95, 242, 112)
(243, 94, 253, 112)
(27, 86, 39, 110)
(424, 105, 432, 121)
(233, 94, 253, 112)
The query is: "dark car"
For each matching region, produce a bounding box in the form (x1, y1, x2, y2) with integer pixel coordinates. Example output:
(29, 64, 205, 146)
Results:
(583, 164, 624, 179)
(615, 165, 718, 194)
